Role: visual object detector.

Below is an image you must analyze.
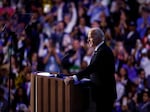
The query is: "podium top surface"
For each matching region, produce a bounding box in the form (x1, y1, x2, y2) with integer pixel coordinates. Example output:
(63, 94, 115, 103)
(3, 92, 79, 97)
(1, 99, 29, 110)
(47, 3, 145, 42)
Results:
(32, 72, 91, 84)
(32, 72, 66, 80)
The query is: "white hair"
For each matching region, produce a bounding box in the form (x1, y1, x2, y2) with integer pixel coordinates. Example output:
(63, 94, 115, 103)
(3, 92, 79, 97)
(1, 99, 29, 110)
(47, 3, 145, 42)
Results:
(89, 27, 105, 41)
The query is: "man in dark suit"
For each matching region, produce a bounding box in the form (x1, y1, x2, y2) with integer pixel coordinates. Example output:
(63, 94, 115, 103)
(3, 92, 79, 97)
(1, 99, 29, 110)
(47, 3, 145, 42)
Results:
(64, 27, 117, 112)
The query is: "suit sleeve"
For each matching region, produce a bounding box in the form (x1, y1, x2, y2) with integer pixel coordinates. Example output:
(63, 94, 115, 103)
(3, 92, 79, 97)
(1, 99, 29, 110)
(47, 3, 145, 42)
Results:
(76, 50, 103, 80)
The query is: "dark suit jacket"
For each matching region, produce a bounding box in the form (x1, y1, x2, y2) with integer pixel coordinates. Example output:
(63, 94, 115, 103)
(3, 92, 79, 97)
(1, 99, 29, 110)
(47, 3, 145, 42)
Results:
(76, 42, 117, 102)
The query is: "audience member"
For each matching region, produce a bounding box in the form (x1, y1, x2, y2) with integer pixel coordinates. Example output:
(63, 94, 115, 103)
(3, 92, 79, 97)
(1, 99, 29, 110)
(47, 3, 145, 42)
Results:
(0, 0, 150, 111)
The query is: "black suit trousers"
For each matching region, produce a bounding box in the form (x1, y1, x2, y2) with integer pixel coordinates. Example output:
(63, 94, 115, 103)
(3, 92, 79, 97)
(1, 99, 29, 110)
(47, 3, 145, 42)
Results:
(91, 84, 114, 112)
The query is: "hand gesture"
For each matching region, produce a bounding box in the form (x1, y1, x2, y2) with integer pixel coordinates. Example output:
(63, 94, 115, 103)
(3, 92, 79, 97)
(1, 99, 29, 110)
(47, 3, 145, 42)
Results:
(64, 76, 74, 85)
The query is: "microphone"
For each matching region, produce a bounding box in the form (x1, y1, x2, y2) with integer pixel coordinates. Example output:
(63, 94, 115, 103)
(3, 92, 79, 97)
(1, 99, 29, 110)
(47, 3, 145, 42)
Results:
(62, 49, 76, 59)
(60, 49, 76, 73)
(61, 49, 76, 66)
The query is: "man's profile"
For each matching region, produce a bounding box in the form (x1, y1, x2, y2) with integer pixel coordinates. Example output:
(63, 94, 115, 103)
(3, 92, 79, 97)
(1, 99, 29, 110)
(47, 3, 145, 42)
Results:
(64, 27, 117, 112)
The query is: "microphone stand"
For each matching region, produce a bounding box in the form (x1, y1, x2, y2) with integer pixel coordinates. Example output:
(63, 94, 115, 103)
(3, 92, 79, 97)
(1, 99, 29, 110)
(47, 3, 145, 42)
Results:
(2, 12, 33, 111)
(3, 15, 18, 111)
(1, 23, 13, 111)
(8, 35, 12, 112)
(5, 28, 14, 111)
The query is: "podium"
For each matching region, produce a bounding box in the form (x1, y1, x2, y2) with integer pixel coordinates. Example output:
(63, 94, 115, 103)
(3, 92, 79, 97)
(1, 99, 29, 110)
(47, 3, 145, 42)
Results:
(30, 73, 86, 112)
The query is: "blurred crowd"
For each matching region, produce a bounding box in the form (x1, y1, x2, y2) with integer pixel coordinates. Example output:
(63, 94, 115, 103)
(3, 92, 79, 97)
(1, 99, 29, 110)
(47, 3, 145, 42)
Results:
(0, 0, 150, 112)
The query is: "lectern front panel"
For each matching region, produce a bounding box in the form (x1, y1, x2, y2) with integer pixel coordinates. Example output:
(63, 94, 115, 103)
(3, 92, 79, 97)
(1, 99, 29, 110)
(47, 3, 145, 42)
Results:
(31, 74, 84, 112)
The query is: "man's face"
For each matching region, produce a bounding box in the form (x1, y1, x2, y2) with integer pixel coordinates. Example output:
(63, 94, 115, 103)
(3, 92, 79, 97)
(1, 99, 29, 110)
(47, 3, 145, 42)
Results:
(88, 30, 99, 47)
(88, 30, 94, 47)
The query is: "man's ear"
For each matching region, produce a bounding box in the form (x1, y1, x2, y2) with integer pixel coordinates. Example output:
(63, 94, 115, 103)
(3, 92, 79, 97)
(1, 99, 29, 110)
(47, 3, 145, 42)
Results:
(94, 37, 100, 45)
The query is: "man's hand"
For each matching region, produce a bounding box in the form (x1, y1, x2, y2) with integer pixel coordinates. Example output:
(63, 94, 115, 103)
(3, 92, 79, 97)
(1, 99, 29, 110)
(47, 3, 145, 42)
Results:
(64, 76, 74, 85)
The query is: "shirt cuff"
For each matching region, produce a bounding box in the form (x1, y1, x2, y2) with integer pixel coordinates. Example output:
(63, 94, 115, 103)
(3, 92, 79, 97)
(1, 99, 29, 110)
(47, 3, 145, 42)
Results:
(72, 75, 79, 84)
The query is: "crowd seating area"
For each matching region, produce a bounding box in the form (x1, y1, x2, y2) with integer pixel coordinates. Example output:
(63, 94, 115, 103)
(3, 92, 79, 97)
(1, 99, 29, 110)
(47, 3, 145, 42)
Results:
(0, 0, 150, 112)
